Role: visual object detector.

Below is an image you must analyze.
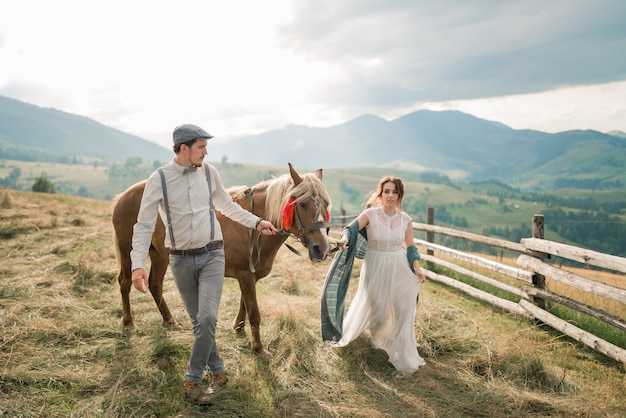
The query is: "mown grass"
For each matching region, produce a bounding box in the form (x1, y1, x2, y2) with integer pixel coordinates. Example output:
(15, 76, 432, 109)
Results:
(1, 189, 625, 417)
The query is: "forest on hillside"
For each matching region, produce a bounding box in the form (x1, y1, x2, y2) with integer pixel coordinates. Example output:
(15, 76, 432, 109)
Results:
(3, 157, 626, 258)
(402, 191, 626, 258)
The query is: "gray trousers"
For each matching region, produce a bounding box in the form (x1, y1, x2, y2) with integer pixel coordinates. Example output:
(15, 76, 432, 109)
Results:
(169, 249, 226, 383)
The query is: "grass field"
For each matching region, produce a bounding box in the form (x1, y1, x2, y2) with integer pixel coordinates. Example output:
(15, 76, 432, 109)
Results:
(1, 189, 625, 417)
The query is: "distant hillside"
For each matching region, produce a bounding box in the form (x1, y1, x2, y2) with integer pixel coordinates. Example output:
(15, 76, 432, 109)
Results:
(0, 95, 171, 163)
(208, 110, 626, 191)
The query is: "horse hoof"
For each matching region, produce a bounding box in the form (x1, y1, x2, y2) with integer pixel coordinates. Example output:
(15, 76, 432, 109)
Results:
(256, 349, 272, 362)
(165, 320, 181, 330)
(235, 329, 247, 338)
(121, 321, 135, 331)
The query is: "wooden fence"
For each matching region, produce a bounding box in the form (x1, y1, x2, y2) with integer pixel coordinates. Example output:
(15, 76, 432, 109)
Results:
(329, 209, 626, 365)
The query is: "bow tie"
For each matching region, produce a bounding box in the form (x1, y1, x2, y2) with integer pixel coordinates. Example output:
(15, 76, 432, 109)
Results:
(183, 166, 197, 175)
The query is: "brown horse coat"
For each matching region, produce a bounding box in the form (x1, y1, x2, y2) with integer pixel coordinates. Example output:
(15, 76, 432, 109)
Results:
(112, 163, 331, 356)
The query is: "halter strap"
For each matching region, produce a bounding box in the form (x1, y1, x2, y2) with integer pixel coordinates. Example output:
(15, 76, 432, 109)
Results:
(245, 188, 262, 273)
(278, 197, 330, 247)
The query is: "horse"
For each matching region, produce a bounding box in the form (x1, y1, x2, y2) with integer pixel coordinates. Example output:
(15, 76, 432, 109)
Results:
(111, 162, 332, 357)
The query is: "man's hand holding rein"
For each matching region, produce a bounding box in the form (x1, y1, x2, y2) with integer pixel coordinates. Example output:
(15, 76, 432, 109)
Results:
(256, 219, 277, 235)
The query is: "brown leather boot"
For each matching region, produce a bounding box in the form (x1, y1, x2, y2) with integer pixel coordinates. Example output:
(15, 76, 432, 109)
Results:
(184, 381, 212, 406)
(209, 371, 229, 393)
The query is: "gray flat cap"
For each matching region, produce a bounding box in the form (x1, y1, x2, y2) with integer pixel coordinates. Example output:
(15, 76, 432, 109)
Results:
(173, 124, 214, 145)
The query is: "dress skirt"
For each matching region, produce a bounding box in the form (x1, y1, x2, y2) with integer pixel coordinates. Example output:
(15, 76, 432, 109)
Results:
(334, 247, 426, 374)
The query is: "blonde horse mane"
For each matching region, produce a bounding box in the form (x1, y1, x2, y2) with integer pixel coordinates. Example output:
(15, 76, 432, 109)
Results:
(229, 172, 331, 228)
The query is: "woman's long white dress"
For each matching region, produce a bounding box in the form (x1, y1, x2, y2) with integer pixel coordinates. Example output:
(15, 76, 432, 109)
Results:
(334, 207, 425, 374)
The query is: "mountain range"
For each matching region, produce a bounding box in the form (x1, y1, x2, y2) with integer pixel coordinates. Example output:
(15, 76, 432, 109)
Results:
(207, 112, 626, 191)
(0, 95, 171, 163)
(1, 94, 625, 191)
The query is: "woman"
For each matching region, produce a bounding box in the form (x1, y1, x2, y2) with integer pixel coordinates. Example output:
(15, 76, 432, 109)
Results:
(332, 176, 426, 374)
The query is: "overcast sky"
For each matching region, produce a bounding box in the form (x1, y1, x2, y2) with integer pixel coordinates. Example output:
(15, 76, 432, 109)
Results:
(2, 0, 626, 148)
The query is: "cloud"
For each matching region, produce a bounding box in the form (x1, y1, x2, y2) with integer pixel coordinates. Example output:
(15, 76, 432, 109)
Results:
(279, 0, 626, 105)
(0, 80, 75, 110)
(1, 0, 626, 143)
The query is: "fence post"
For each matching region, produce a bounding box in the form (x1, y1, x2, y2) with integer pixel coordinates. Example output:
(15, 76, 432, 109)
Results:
(426, 207, 434, 271)
(531, 214, 546, 310)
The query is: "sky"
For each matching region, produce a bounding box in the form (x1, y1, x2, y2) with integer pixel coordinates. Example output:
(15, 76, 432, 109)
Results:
(1, 0, 626, 149)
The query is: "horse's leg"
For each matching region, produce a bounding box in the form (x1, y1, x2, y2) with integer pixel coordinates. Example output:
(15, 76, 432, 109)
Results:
(234, 295, 247, 338)
(238, 276, 271, 359)
(148, 247, 179, 328)
(118, 252, 134, 329)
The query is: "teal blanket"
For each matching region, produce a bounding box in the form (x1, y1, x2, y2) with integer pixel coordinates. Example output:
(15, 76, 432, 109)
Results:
(320, 219, 367, 342)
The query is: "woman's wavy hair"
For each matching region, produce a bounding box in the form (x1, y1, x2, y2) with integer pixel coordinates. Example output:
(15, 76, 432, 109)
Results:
(365, 176, 405, 209)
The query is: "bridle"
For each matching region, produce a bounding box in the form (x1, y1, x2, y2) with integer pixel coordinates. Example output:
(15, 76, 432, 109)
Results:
(277, 196, 330, 258)
(279, 197, 330, 245)
(246, 189, 330, 271)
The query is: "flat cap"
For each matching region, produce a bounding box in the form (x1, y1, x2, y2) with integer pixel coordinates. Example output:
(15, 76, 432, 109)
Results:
(172, 124, 214, 145)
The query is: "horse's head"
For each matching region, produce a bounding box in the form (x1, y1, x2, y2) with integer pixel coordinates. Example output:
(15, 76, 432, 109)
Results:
(280, 162, 331, 262)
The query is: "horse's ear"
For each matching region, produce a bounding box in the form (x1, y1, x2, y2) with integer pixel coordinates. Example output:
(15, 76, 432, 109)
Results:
(315, 168, 323, 181)
(288, 162, 302, 185)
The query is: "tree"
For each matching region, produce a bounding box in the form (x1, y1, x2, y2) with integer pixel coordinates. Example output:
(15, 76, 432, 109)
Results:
(77, 186, 89, 197)
(32, 177, 55, 193)
(0, 167, 21, 188)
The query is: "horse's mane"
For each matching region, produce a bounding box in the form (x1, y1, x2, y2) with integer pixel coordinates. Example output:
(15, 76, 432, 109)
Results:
(233, 173, 331, 227)
(228, 184, 255, 198)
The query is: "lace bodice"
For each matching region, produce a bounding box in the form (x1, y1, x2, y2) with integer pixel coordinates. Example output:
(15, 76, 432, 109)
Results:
(364, 207, 411, 252)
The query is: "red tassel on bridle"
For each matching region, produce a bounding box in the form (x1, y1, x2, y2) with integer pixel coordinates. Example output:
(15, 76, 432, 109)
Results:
(282, 197, 295, 229)
(282, 197, 330, 230)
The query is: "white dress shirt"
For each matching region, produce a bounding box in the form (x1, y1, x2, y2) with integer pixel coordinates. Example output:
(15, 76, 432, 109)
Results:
(130, 159, 260, 271)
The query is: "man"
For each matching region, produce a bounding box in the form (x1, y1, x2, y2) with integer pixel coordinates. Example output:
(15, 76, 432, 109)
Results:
(130, 124, 277, 405)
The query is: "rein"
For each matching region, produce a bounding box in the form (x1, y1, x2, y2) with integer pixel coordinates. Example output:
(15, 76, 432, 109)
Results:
(246, 188, 263, 273)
